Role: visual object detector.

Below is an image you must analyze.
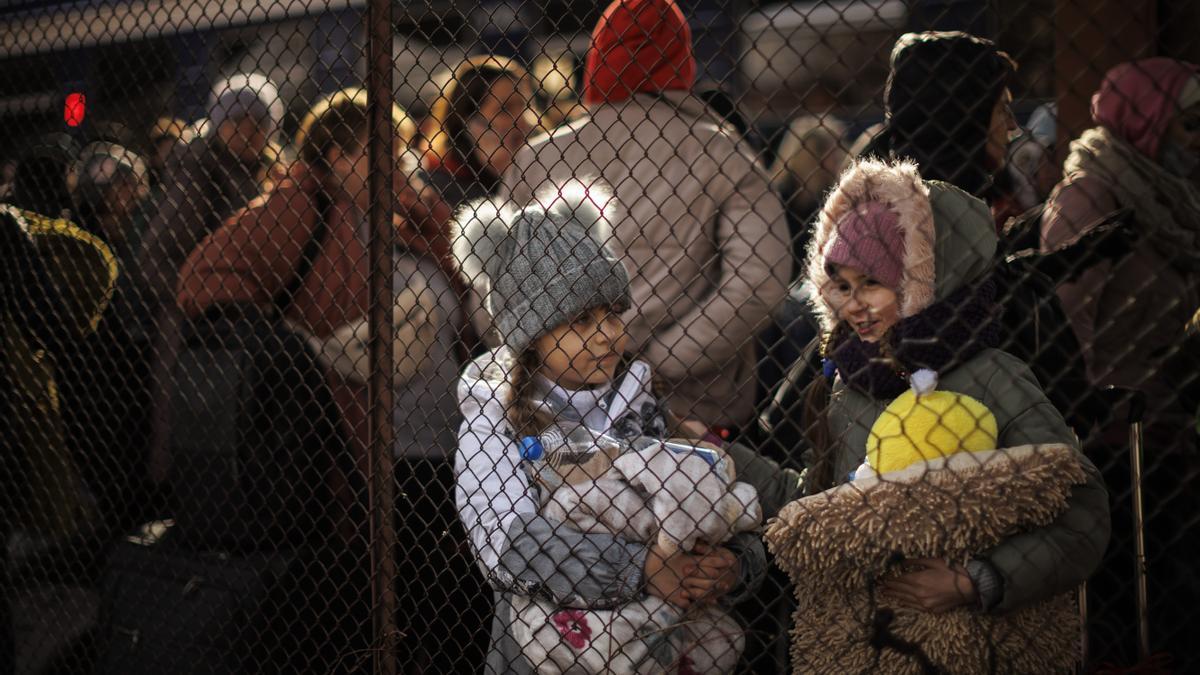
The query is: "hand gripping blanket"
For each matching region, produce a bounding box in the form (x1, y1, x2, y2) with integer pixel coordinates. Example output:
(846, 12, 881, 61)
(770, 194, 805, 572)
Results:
(765, 444, 1086, 674)
(515, 438, 761, 674)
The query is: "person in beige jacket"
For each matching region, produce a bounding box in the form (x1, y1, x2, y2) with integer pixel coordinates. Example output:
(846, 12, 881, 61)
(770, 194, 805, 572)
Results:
(499, 0, 790, 428)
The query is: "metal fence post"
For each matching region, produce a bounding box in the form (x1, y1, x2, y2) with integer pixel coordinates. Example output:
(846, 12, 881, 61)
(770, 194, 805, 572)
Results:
(367, 0, 398, 673)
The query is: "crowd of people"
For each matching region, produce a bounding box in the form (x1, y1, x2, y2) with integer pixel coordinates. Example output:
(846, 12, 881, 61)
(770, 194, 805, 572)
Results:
(2, 0, 1199, 672)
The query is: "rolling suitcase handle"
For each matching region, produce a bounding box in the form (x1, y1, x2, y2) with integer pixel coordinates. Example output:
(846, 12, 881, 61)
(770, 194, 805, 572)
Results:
(1124, 389, 1149, 661)
(1082, 386, 1149, 671)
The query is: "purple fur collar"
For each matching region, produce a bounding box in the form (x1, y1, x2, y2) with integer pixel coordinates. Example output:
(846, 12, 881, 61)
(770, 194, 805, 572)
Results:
(828, 277, 1001, 400)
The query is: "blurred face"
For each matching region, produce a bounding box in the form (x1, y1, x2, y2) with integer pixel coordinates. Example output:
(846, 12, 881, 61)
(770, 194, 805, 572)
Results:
(97, 174, 148, 244)
(824, 264, 901, 343)
(466, 77, 536, 179)
(534, 305, 630, 389)
(152, 137, 177, 171)
(109, 174, 148, 219)
(986, 88, 1018, 171)
(328, 132, 370, 212)
(1166, 103, 1200, 155)
(328, 129, 411, 212)
(218, 116, 271, 164)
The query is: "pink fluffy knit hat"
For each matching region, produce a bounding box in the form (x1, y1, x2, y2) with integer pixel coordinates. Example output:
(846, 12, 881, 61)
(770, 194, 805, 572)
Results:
(825, 200, 907, 290)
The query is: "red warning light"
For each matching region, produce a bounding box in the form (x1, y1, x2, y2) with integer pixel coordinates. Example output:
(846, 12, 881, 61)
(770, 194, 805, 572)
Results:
(64, 92, 86, 127)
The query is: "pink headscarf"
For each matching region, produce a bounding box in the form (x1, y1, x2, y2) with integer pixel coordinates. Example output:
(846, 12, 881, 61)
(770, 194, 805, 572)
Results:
(1091, 57, 1200, 160)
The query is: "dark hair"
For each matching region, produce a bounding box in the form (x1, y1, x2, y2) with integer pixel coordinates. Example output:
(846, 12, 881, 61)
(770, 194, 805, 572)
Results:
(294, 88, 416, 176)
(884, 32, 1017, 197)
(506, 347, 683, 441)
(9, 134, 80, 219)
(800, 320, 904, 493)
(296, 91, 369, 173)
(429, 57, 532, 181)
(507, 348, 553, 440)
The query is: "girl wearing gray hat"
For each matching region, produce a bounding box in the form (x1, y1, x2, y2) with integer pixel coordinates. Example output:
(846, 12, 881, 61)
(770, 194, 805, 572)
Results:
(452, 180, 766, 673)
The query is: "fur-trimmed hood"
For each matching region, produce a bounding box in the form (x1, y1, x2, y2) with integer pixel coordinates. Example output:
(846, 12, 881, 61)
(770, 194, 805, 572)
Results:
(805, 158, 997, 332)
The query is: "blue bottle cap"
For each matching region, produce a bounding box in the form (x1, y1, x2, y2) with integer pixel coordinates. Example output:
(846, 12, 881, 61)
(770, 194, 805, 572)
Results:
(519, 436, 544, 461)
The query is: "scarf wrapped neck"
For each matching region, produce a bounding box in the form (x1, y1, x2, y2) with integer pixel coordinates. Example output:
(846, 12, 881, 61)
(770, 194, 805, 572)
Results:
(1067, 126, 1200, 272)
(828, 276, 1001, 400)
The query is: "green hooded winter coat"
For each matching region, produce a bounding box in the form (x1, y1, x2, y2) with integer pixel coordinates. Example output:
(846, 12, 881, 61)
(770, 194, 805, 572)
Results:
(736, 166, 1109, 615)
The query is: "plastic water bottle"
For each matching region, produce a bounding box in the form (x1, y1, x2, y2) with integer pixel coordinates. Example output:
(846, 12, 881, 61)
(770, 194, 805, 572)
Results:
(519, 426, 609, 491)
(519, 427, 730, 488)
(655, 438, 731, 477)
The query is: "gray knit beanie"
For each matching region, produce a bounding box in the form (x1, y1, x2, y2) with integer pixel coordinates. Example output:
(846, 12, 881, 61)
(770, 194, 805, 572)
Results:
(207, 72, 284, 135)
(453, 180, 631, 353)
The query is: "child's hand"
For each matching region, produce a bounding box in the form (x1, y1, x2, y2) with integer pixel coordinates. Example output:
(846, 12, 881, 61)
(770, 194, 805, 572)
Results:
(683, 542, 740, 604)
(677, 419, 710, 439)
(644, 543, 700, 609)
(879, 558, 978, 613)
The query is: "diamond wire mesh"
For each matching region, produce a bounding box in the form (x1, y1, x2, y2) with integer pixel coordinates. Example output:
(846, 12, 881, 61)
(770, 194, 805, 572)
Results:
(0, 0, 1196, 673)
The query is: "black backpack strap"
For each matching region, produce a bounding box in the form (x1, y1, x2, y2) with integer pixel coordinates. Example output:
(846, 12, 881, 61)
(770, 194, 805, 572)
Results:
(272, 190, 332, 313)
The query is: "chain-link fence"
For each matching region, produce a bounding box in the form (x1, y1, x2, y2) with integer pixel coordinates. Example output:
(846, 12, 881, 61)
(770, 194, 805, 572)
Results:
(1, 0, 1198, 673)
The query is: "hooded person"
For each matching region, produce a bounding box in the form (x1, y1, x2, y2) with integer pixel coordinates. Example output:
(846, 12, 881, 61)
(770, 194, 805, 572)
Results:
(1041, 58, 1200, 405)
(878, 31, 1018, 200)
(500, 0, 790, 430)
(732, 158, 1110, 673)
(1040, 57, 1200, 669)
(866, 31, 1115, 435)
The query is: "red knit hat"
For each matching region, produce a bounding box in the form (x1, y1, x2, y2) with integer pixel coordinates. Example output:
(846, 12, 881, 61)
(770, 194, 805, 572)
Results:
(582, 0, 696, 105)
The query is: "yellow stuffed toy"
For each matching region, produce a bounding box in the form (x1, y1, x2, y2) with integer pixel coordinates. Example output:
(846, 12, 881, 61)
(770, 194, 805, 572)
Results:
(859, 369, 998, 477)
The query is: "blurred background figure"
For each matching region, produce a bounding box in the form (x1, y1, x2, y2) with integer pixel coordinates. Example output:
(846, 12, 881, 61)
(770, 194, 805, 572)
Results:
(136, 72, 284, 488)
(146, 117, 192, 190)
(7, 133, 80, 222)
(531, 50, 586, 134)
(1040, 58, 1200, 668)
(2, 196, 119, 675)
(877, 31, 1018, 200)
(1009, 103, 1060, 208)
(505, 0, 789, 433)
(422, 55, 539, 208)
(75, 142, 151, 257)
(769, 115, 848, 279)
(138, 71, 282, 310)
(60, 142, 160, 563)
(994, 104, 1059, 226)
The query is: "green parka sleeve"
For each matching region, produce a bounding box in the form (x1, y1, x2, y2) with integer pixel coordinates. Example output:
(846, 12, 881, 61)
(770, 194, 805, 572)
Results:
(725, 442, 805, 520)
(977, 350, 1111, 613)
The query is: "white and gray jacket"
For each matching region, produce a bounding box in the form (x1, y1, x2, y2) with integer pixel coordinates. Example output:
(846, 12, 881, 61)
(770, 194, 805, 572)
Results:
(454, 348, 766, 673)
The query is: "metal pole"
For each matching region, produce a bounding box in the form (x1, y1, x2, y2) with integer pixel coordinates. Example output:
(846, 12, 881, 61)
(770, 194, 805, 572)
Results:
(1078, 582, 1088, 667)
(366, 0, 397, 673)
(1128, 391, 1149, 662)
